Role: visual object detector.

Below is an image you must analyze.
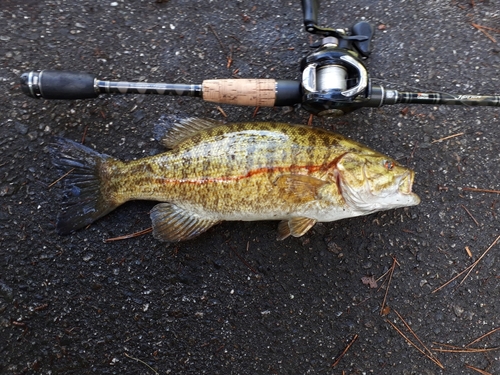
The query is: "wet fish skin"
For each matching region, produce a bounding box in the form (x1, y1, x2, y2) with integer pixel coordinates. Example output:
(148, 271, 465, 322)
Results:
(50, 117, 420, 241)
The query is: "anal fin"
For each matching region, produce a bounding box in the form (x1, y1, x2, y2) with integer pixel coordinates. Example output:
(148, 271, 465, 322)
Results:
(277, 217, 317, 240)
(150, 203, 220, 242)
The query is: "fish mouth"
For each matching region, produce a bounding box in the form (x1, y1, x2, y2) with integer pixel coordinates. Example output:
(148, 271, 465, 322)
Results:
(399, 170, 420, 204)
(399, 170, 414, 194)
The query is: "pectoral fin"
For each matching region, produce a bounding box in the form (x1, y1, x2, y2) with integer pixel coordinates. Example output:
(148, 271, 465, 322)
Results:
(274, 174, 328, 202)
(277, 217, 317, 240)
(150, 203, 220, 242)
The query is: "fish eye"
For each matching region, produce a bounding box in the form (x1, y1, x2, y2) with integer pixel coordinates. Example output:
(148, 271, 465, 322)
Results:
(384, 160, 394, 170)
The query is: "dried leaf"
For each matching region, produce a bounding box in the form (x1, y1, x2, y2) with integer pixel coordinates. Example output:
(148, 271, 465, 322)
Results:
(361, 276, 378, 289)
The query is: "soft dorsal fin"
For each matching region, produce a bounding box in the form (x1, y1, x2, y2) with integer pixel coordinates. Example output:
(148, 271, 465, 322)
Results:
(277, 217, 317, 240)
(154, 114, 224, 148)
(150, 202, 221, 242)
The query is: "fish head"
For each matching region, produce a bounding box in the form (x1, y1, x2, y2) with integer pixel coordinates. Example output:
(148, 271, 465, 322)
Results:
(335, 152, 420, 212)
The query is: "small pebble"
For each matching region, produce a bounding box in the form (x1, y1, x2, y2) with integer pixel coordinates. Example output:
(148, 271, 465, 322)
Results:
(453, 304, 464, 317)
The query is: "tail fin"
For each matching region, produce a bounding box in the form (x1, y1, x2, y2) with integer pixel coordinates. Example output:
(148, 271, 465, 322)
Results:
(50, 137, 119, 235)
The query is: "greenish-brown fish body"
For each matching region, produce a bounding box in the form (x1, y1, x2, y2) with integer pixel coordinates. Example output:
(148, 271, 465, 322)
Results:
(51, 116, 420, 241)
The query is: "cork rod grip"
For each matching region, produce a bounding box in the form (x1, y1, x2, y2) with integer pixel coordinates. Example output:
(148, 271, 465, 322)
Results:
(202, 79, 276, 107)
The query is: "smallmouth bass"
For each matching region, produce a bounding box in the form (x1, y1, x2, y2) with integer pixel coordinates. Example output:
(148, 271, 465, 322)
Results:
(51, 116, 420, 241)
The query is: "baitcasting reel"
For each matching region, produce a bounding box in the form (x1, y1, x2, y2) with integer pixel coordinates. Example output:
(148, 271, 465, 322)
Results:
(300, 0, 374, 115)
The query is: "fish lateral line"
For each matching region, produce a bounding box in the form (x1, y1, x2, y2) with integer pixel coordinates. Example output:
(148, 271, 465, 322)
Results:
(152, 163, 335, 186)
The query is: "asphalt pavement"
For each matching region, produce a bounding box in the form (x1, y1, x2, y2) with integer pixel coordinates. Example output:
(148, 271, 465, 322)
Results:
(1, 0, 499, 374)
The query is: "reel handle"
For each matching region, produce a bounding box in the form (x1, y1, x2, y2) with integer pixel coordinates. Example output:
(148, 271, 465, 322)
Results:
(301, 0, 319, 33)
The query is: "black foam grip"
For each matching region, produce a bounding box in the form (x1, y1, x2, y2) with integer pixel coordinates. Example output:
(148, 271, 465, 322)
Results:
(21, 70, 98, 99)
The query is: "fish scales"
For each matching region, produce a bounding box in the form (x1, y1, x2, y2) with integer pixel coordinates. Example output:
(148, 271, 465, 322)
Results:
(50, 118, 420, 241)
(105, 123, 347, 215)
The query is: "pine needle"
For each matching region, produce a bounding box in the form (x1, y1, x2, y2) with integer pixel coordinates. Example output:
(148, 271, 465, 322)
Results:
(466, 327, 500, 347)
(431, 132, 464, 143)
(331, 334, 358, 368)
(386, 319, 444, 369)
(380, 257, 397, 315)
(433, 347, 499, 353)
(463, 187, 500, 194)
(433, 234, 500, 292)
(465, 364, 493, 375)
(471, 23, 497, 43)
(105, 227, 153, 242)
(48, 168, 75, 188)
(393, 309, 436, 360)
(124, 353, 159, 375)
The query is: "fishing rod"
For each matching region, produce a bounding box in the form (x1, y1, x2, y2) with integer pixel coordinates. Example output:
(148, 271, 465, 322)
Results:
(19, 0, 500, 116)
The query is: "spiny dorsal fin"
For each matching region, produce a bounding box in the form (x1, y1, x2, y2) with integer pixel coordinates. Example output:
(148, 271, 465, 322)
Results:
(154, 114, 224, 148)
(277, 217, 317, 240)
(150, 202, 221, 242)
(274, 174, 328, 203)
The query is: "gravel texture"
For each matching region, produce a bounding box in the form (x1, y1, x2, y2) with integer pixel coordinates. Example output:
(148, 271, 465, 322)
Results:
(1, 0, 499, 374)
